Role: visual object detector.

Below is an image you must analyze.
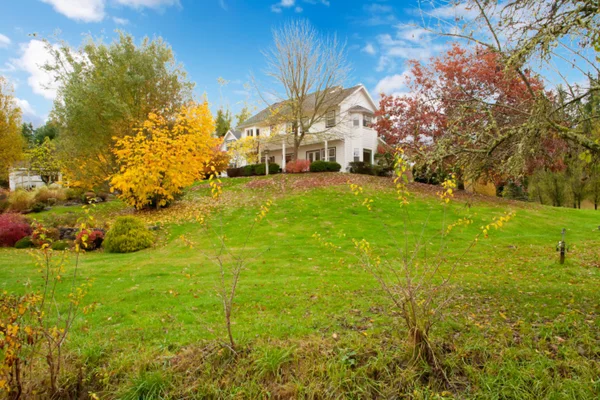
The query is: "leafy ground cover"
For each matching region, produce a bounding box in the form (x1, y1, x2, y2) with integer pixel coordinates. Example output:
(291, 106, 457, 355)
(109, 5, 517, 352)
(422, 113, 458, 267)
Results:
(1, 173, 599, 398)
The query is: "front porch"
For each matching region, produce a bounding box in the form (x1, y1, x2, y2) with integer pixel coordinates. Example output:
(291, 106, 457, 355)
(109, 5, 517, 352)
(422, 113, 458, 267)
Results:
(257, 135, 375, 172)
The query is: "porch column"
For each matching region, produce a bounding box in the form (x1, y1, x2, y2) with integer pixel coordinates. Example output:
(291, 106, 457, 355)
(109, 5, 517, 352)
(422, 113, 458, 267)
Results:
(324, 140, 328, 162)
(371, 149, 375, 165)
(282, 140, 286, 172)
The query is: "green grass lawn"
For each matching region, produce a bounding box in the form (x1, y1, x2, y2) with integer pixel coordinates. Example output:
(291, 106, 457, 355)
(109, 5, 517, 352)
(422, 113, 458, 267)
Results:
(1, 173, 599, 398)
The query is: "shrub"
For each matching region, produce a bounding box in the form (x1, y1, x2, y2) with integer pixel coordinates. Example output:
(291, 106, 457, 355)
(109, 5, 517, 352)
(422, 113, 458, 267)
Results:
(51, 240, 70, 251)
(76, 229, 105, 250)
(0, 188, 8, 213)
(0, 214, 32, 247)
(309, 161, 329, 172)
(310, 161, 342, 173)
(285, 160, 310, 173)
(31, 202, 46, 213)
(44, 212, 79, 228)
(254, 163, 280, 175)
(243, 165, 255, 177)
(34, 185, 66, 204)
(103, 217, 154, 253)
(32, 225, 60, 247)
(326, 162, 342, 172)
(65, 188, 84, 202)
(349, 162, 375, 175)
(226, 167, 244, 178)
(14, 236, 35, 249)
(8, 190, 35, 212)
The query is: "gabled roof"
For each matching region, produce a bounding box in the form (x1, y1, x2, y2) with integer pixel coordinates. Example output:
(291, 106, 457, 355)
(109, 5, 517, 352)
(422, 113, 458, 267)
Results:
(238, 84, 363, 128)
(348, 105, 375, 115)
(223, 129, 242, 141)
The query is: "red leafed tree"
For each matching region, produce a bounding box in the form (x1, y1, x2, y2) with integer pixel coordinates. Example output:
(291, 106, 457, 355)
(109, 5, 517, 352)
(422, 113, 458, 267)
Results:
(375, 43, 563, 180)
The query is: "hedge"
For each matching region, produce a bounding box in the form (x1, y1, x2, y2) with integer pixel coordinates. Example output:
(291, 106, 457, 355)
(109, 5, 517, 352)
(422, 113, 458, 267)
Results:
(227, 163, 280, 177)
(309, 161, 342, 173)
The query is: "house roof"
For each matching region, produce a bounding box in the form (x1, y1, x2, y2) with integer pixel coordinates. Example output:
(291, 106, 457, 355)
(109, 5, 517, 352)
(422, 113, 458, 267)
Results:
(238, 84, 364, 128)
(348, 105, 375, 115)
(223, 129, 242, 140)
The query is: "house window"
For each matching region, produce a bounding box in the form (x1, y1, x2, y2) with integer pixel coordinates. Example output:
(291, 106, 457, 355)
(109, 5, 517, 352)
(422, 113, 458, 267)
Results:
(256, 128, 260, 137)
(353, 148, 360, 162)
(363, 115, 372, 127)
(328, 147, 336, 162)
(246, 128, 253, 137)
(260, 156, 275, 163)
(353, 117, 360, 127)
(363, 149, 373, 164)
(306, 147, 336, 162)
(326, 110, 336, 128)
(306, 149, 321, 162)
(285, 153, 294, 163)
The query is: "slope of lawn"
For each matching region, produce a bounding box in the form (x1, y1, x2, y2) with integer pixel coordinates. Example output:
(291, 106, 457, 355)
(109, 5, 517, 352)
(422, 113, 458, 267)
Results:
(1, 173, 599, 398)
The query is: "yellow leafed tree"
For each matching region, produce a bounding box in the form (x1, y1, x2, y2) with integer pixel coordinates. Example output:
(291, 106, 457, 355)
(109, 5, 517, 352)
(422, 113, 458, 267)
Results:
(0, 77, 24, 181)
(227, 136, 259, 167)
(110, 102, 226, 209)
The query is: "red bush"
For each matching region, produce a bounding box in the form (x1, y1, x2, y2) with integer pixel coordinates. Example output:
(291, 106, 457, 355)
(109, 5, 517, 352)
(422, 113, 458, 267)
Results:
(0, 214, 32, 247)
(285, 160, 310, 173)
(76, 229, 105, 250)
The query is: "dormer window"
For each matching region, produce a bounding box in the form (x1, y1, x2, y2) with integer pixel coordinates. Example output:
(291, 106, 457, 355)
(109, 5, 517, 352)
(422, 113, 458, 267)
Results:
(353, 116, 360, 127)
(363, 115, 372, 127)
(256, 128, 260, 137)
(326, 110, 336, 128)
(246, 128, 253, 137)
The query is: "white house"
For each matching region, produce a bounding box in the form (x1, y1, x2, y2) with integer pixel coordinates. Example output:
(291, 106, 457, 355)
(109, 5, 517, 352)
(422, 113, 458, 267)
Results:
(222, 84, 379, 172)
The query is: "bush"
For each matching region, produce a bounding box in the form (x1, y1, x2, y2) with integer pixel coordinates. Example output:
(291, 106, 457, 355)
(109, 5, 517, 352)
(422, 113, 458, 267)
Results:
(34, 185, 66, 204)
(8, 190, 35, 212)
(309, 161, 329, 172)
(242, 165, 255, 177)
(226, 167, 244, 178)
(51, 240, 70, 251)
(349, 162, 375, 175)
(31, 225, 60, 247)
(14, 236, 35, 249)
(254, 163, 280, 175)
(285, 160, 310, 173)
(0, 214, 32, 247)
(65, 188, 84, 202)
(44, 212, 79, 229)
(31, 202, 46, 213)
(76, 229, 105, 250)
(0, 188, 8, 213)
(103, 217, 154, 253)
(326, 162, 342, 172)
(309, 161, 341, 173)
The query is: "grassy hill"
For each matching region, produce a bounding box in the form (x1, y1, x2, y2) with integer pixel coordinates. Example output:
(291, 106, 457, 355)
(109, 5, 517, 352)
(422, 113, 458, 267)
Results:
(1, 173, 599, 398)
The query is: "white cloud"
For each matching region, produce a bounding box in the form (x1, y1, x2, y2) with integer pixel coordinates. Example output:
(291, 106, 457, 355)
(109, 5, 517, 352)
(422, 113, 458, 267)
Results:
(0, 34, 11, 49)
(398, 27, 430, 43)
(13, 98, 36, 117)
(218, 0, 227, 11)
(13, 39, 59, 100)
(112, 16, 129, 25)
(375, 72, 410, 95)
(114, 0, 179, 9)
(295, 6, 303, 13)
(429, 2, 480, 20)
(40, 0, 105, 22)
(362, 43, 376, 55)
(40, 0, 180, 22)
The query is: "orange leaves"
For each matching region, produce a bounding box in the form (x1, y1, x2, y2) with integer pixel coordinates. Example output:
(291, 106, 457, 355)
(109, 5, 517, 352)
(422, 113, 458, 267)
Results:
(110, 102, 226, 210)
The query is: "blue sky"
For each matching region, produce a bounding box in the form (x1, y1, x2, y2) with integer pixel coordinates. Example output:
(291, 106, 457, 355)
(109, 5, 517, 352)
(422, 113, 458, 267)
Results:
(0, 0, 457, 127)
(1, 0, 587, 129)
